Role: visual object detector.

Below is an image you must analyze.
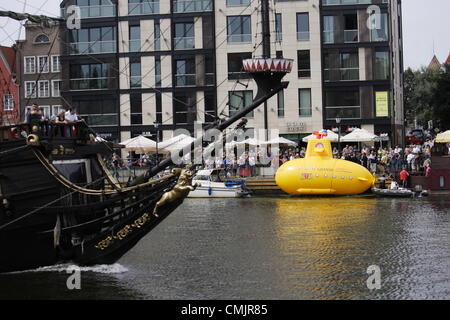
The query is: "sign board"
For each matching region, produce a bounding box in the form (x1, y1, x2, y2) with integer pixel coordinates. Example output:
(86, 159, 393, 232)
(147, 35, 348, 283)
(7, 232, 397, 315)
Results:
(286, 122, 306, 132)
(375, 91, 389, 117)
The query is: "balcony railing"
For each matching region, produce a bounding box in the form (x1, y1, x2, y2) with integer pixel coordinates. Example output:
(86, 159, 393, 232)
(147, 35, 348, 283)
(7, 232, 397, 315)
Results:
(297, 32, 310, 41)
(70, 41, 116, 55)
(227, 34, 252, 43)
(322, 0, 372, 5)
(174, 37, 195, 50)
(175, 74, 196, 87)
(128, 2, 159, 15)
(173, 0, 212, 13)
(344, 30, 358, 43)
(324, 68, 359, 81)
(80, 114, 118, 126)
(62, 5, 116, 19)
(70, 77, 111, 90)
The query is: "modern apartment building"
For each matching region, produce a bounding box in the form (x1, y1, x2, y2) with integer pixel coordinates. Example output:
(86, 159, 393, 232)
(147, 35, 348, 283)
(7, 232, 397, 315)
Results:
(16, 22, 63, 121)
(59, 0, 403, 145)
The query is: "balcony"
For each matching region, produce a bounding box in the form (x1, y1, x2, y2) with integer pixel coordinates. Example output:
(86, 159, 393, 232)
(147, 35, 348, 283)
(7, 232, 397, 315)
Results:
(175, 74, 196, 87)
(62, 5, 115, 19)
(173, 0, 212, 13)
(324, 68, 359, 81)
(174, 37, 195, 50)
(70, 41, 116, 55)
(344, 30, 358, 43)
(322, 0, 373, 5)
(297, 32, 310, 41)
(70, 77, 112, 90)
(128, 2, 159, 15)
(227, 34, 252, 43)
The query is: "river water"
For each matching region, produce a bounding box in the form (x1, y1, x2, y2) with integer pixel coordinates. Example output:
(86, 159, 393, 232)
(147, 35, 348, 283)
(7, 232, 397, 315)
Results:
(1, 196, 449, 300)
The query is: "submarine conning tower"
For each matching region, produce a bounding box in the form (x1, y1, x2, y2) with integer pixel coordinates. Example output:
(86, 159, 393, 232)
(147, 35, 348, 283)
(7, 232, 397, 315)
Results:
(306, 131, 334, 159)
(242, 58, 294, 100)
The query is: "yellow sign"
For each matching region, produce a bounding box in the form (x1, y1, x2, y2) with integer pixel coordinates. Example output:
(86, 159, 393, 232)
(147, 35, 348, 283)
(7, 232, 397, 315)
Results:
(376, 91, 389, 117)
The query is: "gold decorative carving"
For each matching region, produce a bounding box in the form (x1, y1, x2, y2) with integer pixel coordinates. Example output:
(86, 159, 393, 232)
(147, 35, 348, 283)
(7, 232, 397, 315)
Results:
(51, 145, 75, 155)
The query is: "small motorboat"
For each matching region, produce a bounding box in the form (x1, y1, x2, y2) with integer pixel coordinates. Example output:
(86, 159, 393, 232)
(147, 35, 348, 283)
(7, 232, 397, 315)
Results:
(372, 187, 414, 198)
(189, 169, 250, 198)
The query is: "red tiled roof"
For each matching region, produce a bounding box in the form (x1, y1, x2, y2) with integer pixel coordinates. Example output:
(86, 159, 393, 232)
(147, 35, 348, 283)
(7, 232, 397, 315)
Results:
(0, 45, 16, 73)
(445, 53, 450, 66)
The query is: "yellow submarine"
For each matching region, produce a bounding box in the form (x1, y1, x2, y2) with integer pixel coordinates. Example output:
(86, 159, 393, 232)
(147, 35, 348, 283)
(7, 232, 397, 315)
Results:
(276, 131, 375, 195)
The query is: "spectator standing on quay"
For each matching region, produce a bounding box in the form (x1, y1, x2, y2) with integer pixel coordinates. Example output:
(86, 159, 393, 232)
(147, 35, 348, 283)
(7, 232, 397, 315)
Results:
(399, 168, 409, 188)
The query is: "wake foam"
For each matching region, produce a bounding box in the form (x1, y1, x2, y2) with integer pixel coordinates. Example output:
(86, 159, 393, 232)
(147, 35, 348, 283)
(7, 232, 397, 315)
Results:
(9, 263, 129, 274)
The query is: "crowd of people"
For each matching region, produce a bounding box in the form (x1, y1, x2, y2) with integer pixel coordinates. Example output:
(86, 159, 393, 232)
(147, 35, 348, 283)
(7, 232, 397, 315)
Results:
(25, 103, 80, 124)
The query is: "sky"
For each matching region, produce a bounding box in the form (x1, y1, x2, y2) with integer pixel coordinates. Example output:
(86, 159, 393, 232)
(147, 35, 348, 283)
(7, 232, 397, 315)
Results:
(0, 0, 449, 70)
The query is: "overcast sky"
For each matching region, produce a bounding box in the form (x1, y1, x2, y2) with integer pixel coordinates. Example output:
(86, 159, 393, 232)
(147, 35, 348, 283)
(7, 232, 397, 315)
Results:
(0, 0, 449, 70)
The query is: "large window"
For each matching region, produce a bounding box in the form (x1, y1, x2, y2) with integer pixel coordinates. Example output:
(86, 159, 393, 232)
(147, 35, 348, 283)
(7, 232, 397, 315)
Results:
(173, 0, 212, 13)
(174, 22, 195, 50)
(38, 56, 49, 73)
(227, 52, 252, 80)
(275, 13, 282, 41)
(229, 90, 253, 117)
(25, 81, 37, 98)
(129, 25, 141, 52)
(344, 14, 358, 43)
(128, 0, 159, 15)
(299, 89, 311, 117)
(374, 51, 390, 80)
(38, 80, 50, 98)
(75, 98, 118, 126)
(323, 16, 336, 44)
(70, 63, 110, 90)
(69, 27, 116, 54)
(298, 50, 311, 78)
(296, 13, 309, 41)
(174, 92, 196, 125)
(324, 51, 359, 81)
(227, 16, 251, 43)
(52, 80, 62, 97)
(74, 0, 115, 18)
(277, 90, 284, 117)
(130, 93, 142, 125)
(325, 90, 360, 119)
(155, 57, 161, 87)
(154, 22, 161, 50)
(175, 58, 196, 87)
(51, 55, 61, 73)
(370, 13, 389, 42)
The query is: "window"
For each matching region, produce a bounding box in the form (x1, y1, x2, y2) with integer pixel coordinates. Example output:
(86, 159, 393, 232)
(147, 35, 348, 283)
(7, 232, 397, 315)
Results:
(227, 0, 250, 5)
(374, 51, 390, 80)
(2, 94, 14, 111)
(38, 80, 50, 97)
(52, 80, 62, 97)
(51, 55, 61, 73)
(40, 106, 50, 119)
(129, 25, 141, 52)
(277, 90, 284, 117)
(229, 90, 253, 117)
(299, 89, 311, 117)
(75, 99, 118, 126)
(154, 22, 161, 50)
(37, 56, 49, 73)
(130, 93, 142, 125)
(25, 81, 37, 98)
(34, 34, 49, 43)
(344, 14, 358, 43)
(173, 0, 213, 13)
(52, 105, 64, 117)
(24, 56, 36, 74)
(323, 16, 336, 44)
(73, 0, 115, 18)
(174, 92, 196, 125)
(227, 15, 251, 43)
(298, 50, 311, 78)
(324, 51, 359, 81)
(174, 22, 195, 50)
(70, 27, 117, 54)
(325, 90, 360, 119)
(296, 13, 309, 41)
(275, 13, 282, 41)
(371, 13, 389, 42)
(175, 58, 196, 87)
(128, 0, 160, 15)
(70, 63, 110, 90)
(227, 52, 252, 80)
(130, 62, 142, 88)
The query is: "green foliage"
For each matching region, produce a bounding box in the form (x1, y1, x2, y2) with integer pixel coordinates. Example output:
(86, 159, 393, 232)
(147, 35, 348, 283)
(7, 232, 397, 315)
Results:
(404, 65, 450, 130)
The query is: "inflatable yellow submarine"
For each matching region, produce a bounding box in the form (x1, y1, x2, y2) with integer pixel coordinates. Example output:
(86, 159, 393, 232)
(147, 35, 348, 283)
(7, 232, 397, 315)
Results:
(275, 131, 375, 195)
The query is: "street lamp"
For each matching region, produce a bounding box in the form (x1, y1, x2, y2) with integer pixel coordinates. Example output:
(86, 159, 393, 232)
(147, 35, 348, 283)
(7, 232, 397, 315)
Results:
(154, 121, 159, 165)
(336, 116, 341, 156)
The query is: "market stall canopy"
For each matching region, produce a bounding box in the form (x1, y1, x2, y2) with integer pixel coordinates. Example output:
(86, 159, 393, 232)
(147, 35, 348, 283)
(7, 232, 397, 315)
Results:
(435, 130, 450, 143)
(159, 134, 195, 151)
(119, 135, 157, 153)
(261, 136, 298, 146)
(302, 130, 339, 142)
(340, 128, 377, 142)
(237, 138, 262, 146)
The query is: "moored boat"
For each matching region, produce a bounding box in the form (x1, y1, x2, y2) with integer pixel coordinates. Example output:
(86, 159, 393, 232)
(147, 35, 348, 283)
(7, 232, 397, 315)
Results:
(189, 169, 250, 198)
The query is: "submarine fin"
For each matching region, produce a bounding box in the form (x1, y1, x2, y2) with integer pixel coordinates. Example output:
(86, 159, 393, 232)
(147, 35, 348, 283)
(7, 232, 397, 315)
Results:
(358, 178, 368, 182)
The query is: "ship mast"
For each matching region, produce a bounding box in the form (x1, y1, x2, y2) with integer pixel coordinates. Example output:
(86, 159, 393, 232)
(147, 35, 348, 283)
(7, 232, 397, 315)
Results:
(261, 0, 271, 140)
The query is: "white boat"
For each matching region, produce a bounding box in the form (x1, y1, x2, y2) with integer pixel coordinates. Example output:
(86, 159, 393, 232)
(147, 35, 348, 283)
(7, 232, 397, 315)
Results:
(189, 169, 250, 198)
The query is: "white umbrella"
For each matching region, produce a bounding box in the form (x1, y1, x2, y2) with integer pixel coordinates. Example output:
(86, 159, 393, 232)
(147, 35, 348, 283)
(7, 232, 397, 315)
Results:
(119, 135, 157, 153)
(340, 128, 377, 142)
(261, 137, 298, 147)
(435, 130, 450, 143)
(237, 138, 261, 146)
(302, 130, 339, 142)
